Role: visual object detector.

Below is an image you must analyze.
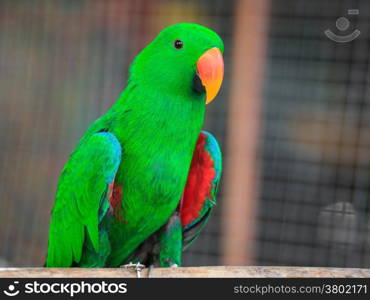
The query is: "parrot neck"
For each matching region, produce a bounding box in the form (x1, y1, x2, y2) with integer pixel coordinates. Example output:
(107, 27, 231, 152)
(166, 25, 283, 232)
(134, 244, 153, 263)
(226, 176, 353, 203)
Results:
(107, 81, 206, 155)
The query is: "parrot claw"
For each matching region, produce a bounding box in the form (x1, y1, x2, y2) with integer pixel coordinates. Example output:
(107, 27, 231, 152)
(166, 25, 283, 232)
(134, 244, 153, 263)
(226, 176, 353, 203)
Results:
(170, 264, 178, 268)
(120, 262, 146, 278)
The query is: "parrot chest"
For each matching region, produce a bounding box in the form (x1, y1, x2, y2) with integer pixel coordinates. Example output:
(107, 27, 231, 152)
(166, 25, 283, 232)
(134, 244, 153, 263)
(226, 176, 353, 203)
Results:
(112, 112, 201, 210)
(118, 143, 193, 206)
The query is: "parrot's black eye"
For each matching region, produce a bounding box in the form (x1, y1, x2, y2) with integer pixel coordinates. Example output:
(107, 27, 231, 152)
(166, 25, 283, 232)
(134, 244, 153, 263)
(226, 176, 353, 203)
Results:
(174, 39, 183, 49)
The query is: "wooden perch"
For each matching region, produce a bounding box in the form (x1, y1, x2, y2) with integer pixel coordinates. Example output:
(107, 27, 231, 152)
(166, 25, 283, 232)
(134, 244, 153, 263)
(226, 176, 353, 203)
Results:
(0, 266, 369, 278)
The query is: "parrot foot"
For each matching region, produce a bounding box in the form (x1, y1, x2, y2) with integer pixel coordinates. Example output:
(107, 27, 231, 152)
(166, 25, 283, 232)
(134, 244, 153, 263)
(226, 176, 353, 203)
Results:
(170, 264, 178, 267)
(120, 262, 145, 278)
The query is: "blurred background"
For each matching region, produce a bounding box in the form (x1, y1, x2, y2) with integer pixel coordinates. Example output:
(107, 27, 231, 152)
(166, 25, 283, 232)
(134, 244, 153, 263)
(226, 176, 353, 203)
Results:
(0, 0, 370, 268)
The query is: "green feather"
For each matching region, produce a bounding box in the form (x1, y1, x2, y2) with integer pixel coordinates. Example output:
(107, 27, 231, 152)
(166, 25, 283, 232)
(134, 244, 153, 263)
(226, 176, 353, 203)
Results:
(46, 133, 121, 267)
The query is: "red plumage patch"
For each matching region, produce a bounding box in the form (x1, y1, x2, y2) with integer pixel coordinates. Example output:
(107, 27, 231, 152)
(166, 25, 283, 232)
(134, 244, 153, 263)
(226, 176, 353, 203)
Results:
(180, 133, 216, 227)
(108, 182, 125, 222)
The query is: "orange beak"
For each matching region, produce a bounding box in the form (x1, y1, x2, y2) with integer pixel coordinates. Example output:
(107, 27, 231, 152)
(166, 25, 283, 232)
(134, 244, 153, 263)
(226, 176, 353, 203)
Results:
(196, 47, 224, 104)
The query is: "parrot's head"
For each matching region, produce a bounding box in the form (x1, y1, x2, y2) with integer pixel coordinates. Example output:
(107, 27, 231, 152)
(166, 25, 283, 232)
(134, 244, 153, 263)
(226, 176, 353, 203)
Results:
(130, 23, 224, 104)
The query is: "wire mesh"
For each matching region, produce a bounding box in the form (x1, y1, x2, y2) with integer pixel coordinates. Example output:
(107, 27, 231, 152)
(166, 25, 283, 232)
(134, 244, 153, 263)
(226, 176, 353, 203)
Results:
(256, 0, 370, 268)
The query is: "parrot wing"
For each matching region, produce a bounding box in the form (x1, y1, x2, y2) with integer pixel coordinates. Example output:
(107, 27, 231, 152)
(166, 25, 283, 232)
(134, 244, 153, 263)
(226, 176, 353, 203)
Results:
(180, 131, 222, 250)
(46, 132, 122, 267)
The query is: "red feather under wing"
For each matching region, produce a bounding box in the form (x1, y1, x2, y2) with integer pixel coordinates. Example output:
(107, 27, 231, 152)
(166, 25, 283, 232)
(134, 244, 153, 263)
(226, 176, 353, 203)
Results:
(108, 181, 125, 222)
(180, 132, 216, 228)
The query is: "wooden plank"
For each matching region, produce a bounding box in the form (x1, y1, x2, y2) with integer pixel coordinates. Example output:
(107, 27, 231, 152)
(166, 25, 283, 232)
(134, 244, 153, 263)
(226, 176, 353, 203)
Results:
(221, 0, 271, 265)
(0, 266, 369, 278)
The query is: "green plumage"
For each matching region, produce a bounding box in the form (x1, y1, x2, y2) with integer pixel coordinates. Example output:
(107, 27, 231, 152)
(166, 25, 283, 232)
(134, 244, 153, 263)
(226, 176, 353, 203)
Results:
(46, 23, 223, 267)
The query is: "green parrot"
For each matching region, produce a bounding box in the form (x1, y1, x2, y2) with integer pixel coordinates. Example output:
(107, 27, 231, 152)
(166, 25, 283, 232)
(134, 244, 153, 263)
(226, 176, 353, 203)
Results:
(46, 23, 224, 268)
